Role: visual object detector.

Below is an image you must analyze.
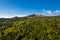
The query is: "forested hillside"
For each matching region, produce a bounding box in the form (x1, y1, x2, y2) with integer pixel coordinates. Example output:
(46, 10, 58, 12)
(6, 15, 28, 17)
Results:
(0, 15, 60, 40)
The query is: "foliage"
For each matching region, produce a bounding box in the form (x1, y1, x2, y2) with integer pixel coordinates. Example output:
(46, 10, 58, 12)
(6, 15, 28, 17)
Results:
(0, 16, 60, 40)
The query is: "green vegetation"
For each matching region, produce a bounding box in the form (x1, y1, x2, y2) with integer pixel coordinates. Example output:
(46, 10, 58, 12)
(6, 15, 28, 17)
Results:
(0, 15, 60, 40)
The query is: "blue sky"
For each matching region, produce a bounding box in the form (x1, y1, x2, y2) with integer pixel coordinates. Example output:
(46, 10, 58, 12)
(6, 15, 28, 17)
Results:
(0, 0, 60, 18)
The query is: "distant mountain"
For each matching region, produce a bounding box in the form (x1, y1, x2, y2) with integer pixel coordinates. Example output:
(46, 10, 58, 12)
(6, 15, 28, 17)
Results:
(57, 14, 60, 16)
(26, 14, 45, 17)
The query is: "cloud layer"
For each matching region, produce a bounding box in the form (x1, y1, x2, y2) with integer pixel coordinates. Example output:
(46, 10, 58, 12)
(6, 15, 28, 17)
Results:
(0, 15, 27, 18)
(0, 10, 60, 18)
(40, 10, 60, 16)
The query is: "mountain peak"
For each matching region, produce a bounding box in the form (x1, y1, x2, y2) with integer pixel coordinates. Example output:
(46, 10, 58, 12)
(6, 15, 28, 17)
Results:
(27, 14, 45, 17)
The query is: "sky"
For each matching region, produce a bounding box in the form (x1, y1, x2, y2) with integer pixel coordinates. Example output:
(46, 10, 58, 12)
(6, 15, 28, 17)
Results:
(0, 0, 60, 18)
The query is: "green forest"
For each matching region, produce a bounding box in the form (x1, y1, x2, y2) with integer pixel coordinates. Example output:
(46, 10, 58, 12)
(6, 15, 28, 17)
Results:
(0, 15, 60, 40)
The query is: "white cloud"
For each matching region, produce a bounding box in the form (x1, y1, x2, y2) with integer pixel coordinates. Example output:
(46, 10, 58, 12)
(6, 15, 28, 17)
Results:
(41, 10, 60, 15)
(46, 10, 53, 14)
(54, 10, 60, 13)
(0, 15, 27, 18)
(39, 10, 60, 16)
(41, 10, 53, 14)
(0, 10, 60, 18)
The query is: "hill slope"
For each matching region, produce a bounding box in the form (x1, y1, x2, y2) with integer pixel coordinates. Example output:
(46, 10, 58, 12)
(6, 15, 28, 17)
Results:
(0, 15, 60, 40)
